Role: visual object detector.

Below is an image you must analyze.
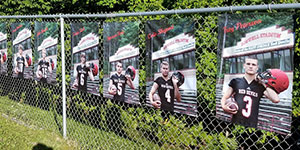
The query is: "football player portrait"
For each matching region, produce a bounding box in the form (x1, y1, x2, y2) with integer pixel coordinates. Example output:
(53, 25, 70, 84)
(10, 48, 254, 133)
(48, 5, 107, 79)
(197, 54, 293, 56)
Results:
(149, 61, 182, 113)
(108, 61, 135, 102)
(36, 49, 52, 83)
(72, 52, 94, 92)
(14, 45, 29, 78)
(221, 56, 289, 128)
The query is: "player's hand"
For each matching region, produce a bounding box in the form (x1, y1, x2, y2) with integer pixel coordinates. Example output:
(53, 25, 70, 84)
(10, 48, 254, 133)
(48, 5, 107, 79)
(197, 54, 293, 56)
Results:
(109, 85, 117, 95)
(72, 82, 78, 89)
(125, 74, 131, 80)
(172, 75, 179, 85)
(151, 101, 161, 109)
(15, 68, 19, 74)
(222, 104, 237, 114)
(255, 73, 267, 87)
(37, 71, 42, 79)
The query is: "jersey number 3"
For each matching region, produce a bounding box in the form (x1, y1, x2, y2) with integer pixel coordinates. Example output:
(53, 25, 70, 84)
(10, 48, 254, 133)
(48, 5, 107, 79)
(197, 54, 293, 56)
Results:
(242, 95, 252, 118)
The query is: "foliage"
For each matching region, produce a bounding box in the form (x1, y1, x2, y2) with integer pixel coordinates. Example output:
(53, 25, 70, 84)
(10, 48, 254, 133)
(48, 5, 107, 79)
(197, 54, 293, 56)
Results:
(0, 0, 299, 150)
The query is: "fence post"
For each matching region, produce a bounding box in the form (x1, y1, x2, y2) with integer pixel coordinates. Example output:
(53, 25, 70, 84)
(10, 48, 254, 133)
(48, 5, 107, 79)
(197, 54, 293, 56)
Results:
(60, 14, 67, 138)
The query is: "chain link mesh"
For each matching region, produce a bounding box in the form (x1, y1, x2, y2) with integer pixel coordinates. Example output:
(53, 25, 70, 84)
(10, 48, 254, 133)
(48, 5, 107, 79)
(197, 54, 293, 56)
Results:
(0, 9, 299, 150)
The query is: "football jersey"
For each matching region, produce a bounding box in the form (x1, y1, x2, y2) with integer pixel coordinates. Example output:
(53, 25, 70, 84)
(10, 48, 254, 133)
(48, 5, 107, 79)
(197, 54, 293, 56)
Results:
(38, 59, 50, 79)
(229, 77, 266, 128)
(154, 77, 175, 112)
(110, 74, 127, 102)
(16, 55, 25, 78)
(76, 64, 90, 91)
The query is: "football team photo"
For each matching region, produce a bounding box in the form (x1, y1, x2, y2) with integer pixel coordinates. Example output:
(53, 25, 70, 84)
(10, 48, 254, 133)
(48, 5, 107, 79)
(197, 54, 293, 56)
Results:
(34, 22, 58, 84)
(11, 22, 33, 79)
(145, 18, 197, 117)
(70, 22, 100, 95)
(0, 23, 8, 76)
(216, 13, 294, 135)
(103, 21, 140, 105)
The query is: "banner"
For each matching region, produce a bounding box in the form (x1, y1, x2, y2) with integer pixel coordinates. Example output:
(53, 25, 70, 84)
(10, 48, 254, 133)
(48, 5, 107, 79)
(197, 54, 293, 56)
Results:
(103, 22, 140, 105)
(11, 22, 33, 79)
(0, 23, 8, 76)
(70, 22, 99, 95)
(216, 13, 294, 135)
(34, 22, 58, 84)
(145, 18, 197, 117)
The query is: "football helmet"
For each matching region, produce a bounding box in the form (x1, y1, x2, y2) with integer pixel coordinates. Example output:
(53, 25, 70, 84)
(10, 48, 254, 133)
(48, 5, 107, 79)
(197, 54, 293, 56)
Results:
(2, 52, 6, 62)
(172, 71, 185, 87)
(25, 54, 31, 66)
(125, 66, 136, 81)
(50, 58, 55, 70)
(89, 63, 98, 76)
(256, 69, 289, 94)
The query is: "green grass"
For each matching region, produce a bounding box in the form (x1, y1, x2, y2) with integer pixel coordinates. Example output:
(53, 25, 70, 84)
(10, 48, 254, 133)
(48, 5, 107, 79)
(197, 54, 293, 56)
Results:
(0, 114, 78, 150)
(0, 96, 160, 149)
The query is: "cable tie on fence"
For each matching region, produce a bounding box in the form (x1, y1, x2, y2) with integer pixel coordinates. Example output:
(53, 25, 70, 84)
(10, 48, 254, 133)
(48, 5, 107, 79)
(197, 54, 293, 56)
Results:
(268, 4, 272, 12)
(230, 6, 233, 13)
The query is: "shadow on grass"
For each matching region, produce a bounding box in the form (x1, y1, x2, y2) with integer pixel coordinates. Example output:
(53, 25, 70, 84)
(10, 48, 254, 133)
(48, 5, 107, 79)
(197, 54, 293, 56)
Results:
(32, 143, 53, 150)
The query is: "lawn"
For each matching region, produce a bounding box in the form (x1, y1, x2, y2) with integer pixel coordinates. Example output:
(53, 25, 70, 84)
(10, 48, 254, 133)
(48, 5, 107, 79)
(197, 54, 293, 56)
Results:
(0, 96, 160, 149)
(0, 114, 78, 150)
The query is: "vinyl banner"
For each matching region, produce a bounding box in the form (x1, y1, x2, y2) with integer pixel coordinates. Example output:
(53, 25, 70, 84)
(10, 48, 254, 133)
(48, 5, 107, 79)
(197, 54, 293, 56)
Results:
(11, 22, 33, 79)
(216, 13, 294, 135)
(34, 22, 58, 84)
(70, 22, 100, 95)
(0, 23, 8, 75)
(145, 18, 197, 117)
(103, 22, 140, 105)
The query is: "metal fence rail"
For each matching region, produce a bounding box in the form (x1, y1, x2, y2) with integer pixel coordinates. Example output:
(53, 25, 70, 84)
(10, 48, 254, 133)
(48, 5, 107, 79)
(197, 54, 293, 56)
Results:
(0, 3, 299, 150)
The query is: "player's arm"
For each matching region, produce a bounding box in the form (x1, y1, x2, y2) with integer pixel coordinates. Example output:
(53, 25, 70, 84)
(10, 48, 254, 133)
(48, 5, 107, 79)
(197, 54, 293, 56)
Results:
(263, 87, 280, 103)
(172, 77, 181, 102)
(72, 67, 79, 88)
(0, 56, 3, 64)
(88, 68, 94, 81)
(14, 57, 19, 74)
(149, 82, 160, 109)
(36, 64, 41, 78)
(221, 87, 237, 114)
(48, 60, 52, 74)
(24, 56, 29, 68)
(125, 74, 135, 89)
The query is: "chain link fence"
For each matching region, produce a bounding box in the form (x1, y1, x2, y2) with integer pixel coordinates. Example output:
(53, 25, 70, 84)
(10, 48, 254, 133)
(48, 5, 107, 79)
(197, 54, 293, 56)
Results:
(0, 4, 300, 150)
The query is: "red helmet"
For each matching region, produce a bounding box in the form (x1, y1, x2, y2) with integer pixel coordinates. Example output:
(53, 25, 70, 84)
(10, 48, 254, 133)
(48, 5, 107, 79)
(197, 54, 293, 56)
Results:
(257, 69, 289, 94)
(125, 66, 136, 81)
(89, 63, 98, 76)
(50, 58, 55, 70)
(2, 52, 6, 62)
(26, 54, 31, 66)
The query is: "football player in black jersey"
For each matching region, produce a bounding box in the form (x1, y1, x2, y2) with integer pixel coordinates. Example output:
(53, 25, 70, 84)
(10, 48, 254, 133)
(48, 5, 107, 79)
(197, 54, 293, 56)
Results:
(108, 61, 135, 102)
(72, 52, 94, 92)
(14, 45, 28, 78)
(36, 49, 52, 83)
(221, 57, 279, 128)
(149, 61, 181, 112)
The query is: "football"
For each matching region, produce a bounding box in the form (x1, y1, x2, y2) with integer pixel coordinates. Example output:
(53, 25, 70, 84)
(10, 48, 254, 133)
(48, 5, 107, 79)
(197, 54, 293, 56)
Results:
(225, 97, 238, 111)
(38, 70, 43, 78)
(153, 93, 161, 106)
(110, 84, 117, 94)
